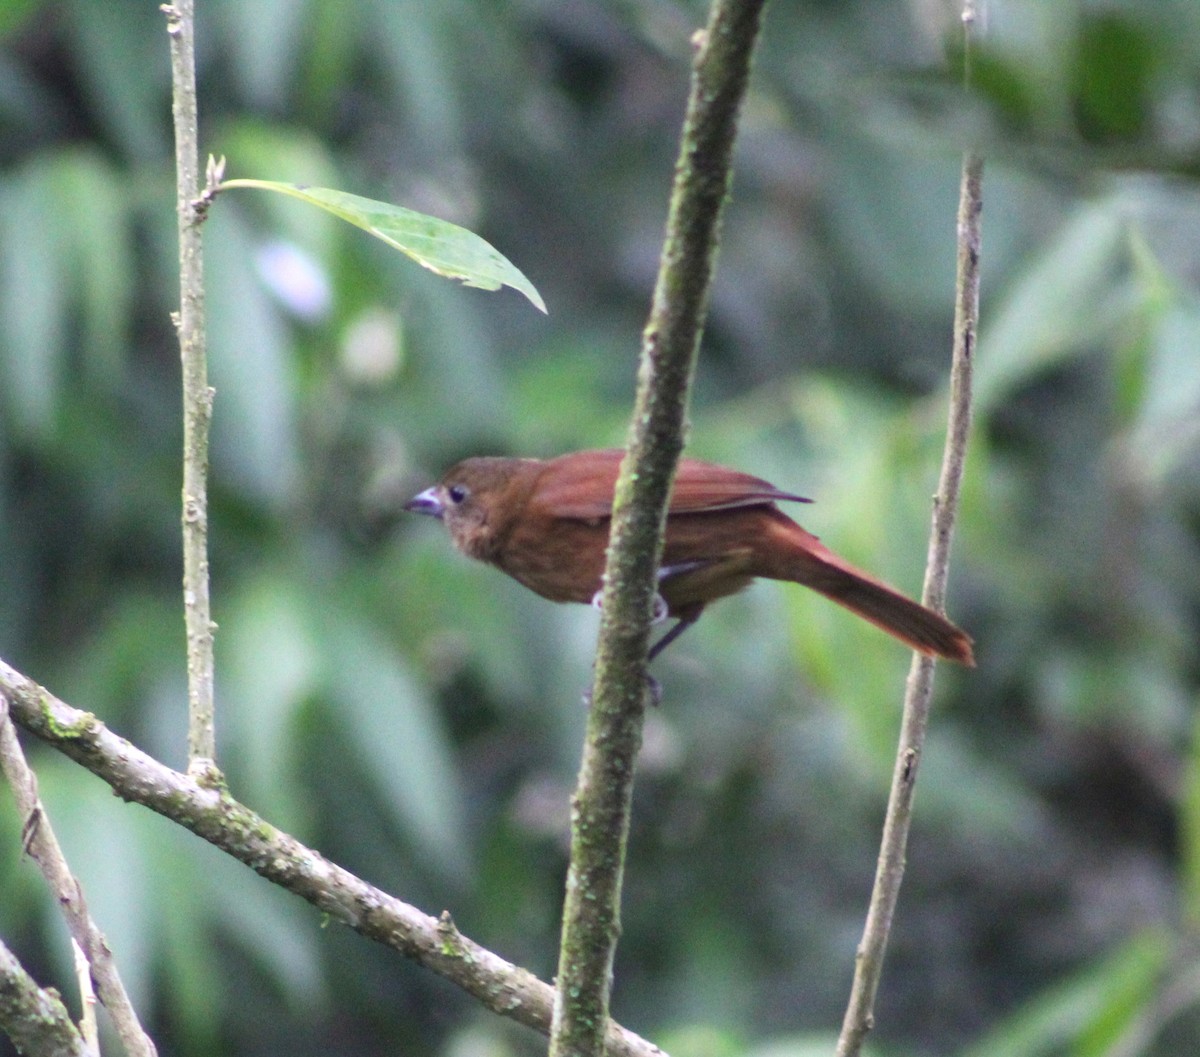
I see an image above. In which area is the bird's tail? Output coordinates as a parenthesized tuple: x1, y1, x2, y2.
(769, 520, 975, 666)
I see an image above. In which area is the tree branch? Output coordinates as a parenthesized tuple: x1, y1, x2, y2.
(0, 697, 156, 1057)
(0, 934, 88, 1057)
(163, 0, 217, 768)
(0, 658, 663, 1057)
(549, 3, 769, 1057)
(834, 14, 984, 1054)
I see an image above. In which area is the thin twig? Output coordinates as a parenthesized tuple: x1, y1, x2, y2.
(0, 697, 157, 1057)
(548, 4, 768, 1057)
(163, 0, 217, 767)
(0, 934, 88, 1057)
(0, 658, 664, 1057)
(834, 11, 983, 1056)
(71, 940, 99, 1057)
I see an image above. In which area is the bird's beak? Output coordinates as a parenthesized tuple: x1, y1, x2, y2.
(404, 486, 444, 519)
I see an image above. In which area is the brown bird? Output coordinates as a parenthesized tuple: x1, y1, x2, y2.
(405, 449, 974, 665)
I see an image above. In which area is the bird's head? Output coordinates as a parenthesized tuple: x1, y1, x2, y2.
(404, 457, 538, 560)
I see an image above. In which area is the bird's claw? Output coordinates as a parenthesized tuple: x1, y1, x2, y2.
(589, 589, 669, 625)
(644, 673, 663, 707)
(650, 593, 668, 625)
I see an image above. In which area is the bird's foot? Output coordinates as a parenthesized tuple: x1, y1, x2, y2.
(644, 672, 663, 707)
(651, 593, 668, 624)
(589, 589, 669, 625)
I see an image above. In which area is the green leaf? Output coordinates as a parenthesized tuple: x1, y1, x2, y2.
(220, 572, 321, 833)
(69, 0, 167, 162)
(221, 179, 547, 313)
(0, 158, 68, 438)
(1071, 13, 1156, 144)
(975, 200, 1131, 416)
(958, 930, 1170, 1057)
(0, 0, 39, 35)
(743, 1035, 860, 1057)
(49, 147, 132, 385)
(320, 613, 471, 880)
(210, 861, 324, 1006)
(205, 205, 302, 504)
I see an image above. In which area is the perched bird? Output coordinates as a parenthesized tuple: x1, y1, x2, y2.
(405, 449, 974, 665)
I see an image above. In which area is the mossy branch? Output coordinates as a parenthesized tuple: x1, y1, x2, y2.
(0, 658, 663, 1057)
(0, 935, 88, 1057)
(549, 3, 769, 1057)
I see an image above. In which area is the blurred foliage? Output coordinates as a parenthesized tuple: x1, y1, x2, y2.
(1, 1, 1200, 1056)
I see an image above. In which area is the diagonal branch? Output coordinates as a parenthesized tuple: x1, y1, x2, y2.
(0, 697, 157, 1057)
(549, 3, 769, 1057)
(0, 658, 663, 1057)
(0, 934, 88, 1057)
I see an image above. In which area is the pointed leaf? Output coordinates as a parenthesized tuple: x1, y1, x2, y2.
(221, 179, 546, 312)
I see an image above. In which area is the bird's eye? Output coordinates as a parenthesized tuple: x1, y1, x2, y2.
(447, 484, 468, 505)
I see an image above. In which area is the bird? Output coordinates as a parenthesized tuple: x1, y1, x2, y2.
(405, 449, 974, 666)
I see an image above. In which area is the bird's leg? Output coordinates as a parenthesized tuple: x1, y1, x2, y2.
(645, 559, 714, 663)
(643, 673, 663, 707)
(585, 560, 713, 703)
(585, 587, 669, 705)
(647, 611, 702, 662)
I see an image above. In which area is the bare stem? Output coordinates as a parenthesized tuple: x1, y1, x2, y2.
(71, 940, 99, 1057)
(548, 3, 768, 1057)
(833, 50, 984, 1057)
(163, 0, 217, 767)
(0, 698, 157, 1057)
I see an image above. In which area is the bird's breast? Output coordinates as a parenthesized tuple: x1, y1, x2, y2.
(492, 515, 611, 604)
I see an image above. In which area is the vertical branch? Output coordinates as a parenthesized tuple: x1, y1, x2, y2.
(834, 6, 984, 1055)
(548, 3, 768, 1057)
(163, 1, 217, 767)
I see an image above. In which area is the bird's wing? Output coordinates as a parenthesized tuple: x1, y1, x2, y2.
(532, 450, 810, 520)
(669, 459, 811, 512)
(527, 450, 623, 519)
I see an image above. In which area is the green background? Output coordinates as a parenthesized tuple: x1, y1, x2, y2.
(2, 1, 1200, 1055)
